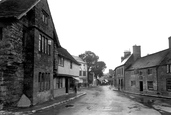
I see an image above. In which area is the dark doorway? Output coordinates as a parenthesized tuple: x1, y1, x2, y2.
(139, 81, 143, 91)
(121, 79, 123, 89)
(65, 78, 68, 93)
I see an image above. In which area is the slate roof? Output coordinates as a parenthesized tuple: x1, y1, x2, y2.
(0, 0, 40, 19)
(0, 0, 62, 48)
(72, 55, 86, 64)
(115, 54, 132, 69)
(58, 47, 80, 65)
(128, 49, 169, 70)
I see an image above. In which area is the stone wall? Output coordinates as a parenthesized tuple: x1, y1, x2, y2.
(158, 65, 171, 96)
(0, 22, 24, 106)
(125, 68, 158, 95)
(32, 0, 55, 105)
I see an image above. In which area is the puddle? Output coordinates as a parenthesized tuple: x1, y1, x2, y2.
(65, 104, 74, 108)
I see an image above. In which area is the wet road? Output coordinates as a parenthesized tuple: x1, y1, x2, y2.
(31, 86, 167, 115)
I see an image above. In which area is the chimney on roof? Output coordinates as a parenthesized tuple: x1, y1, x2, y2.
(169, 36, 171, 49)
(121, 50, 131, 62)
(133, 45, 141, 61)
(124, 51, 131, 58)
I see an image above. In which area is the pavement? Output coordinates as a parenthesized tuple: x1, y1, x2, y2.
(0, 89, 86, 115)
(110, 86, 171, 114)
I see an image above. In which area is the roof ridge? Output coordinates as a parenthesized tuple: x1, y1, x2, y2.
(140, 48, 169, 59)
(128, 48, 169, 70)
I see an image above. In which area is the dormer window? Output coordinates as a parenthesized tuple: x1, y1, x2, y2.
(42, 10, 48, 24)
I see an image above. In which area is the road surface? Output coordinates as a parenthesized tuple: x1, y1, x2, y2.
(31, 86, 170, 115)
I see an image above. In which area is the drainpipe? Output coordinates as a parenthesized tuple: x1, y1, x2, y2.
(156, 66, 159, 95)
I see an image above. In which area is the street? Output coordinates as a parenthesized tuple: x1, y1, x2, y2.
(29, 86, 171, 115)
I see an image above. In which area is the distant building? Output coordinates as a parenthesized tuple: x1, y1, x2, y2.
(72, 56, 88, 87)
(125, 38, 171, 97)
(108, 69, 115, 86)
(115, 37, 171, 98)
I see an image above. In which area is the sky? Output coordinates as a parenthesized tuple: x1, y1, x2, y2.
(48, 0, 171, 73)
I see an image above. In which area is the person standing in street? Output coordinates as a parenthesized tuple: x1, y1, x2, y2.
(74, 83, 77, 94)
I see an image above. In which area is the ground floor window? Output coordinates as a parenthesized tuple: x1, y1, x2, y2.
(38, 72, 50, 92)
(55, 78, 65, 89)
(147, 81, 153, 90)
(166, 78, 171, 91)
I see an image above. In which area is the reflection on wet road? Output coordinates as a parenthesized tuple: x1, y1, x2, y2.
(32, 86, 167, 115)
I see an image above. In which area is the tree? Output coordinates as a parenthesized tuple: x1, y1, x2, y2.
(79, 51, 99, 72)
(79, 51, 99, 85)
(92, 61, 107, 78)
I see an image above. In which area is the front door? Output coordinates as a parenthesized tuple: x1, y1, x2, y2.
(139, 81, 143, 91)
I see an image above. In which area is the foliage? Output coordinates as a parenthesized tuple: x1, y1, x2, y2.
(79, 51, 106, 78)
(79, 51, 99, 71)
(91, 61, 107, 77)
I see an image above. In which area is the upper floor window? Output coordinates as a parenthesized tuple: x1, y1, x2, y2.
(39, 35, 42, 52)
(167, 64, 171, 73)
(0, 28, 2, 40)
(48, 40, 51, 55)
(147, 68, 152, 75)
(58, 56, 64, 66)
(134, 69, 139, 74)
(42, 10, 49, 24)
(79, 70, 82, 76)
(70, 61, 72, 69)
(83, 71, 86, 76)
(121, 68, 124, 75)
(39, 34, 51, 55)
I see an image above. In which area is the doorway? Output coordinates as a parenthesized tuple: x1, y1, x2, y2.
(139, 81, 143, 91)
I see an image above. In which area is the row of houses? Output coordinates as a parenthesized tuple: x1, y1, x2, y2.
(0, 0, 88, 107)
(114, 37, 171, 98)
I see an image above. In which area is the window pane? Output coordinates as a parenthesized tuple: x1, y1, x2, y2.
(48, 40, 51, 55)
(45, 38, 47, 54)
(79, 71, 82, 76)
(147, 81, 153, 90)
(167, 65, 169, 73)
(167, 79, 171, 91)
(39, 35, 41, 52)
(42, 14, 45, 22)
(42, 36, 44, 52)
(70, 61, 72, 69)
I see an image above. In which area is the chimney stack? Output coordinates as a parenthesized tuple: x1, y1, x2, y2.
(169, 36, 171, 49)
(124, 51, 131, 58)
(121, 50, 131, 62)
(133, 45, 141, 61)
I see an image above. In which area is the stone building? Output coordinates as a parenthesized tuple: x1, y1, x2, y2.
(125, 37, 171, 98)
(114, 45, 141, 91)
(0, 0, 60, 107)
